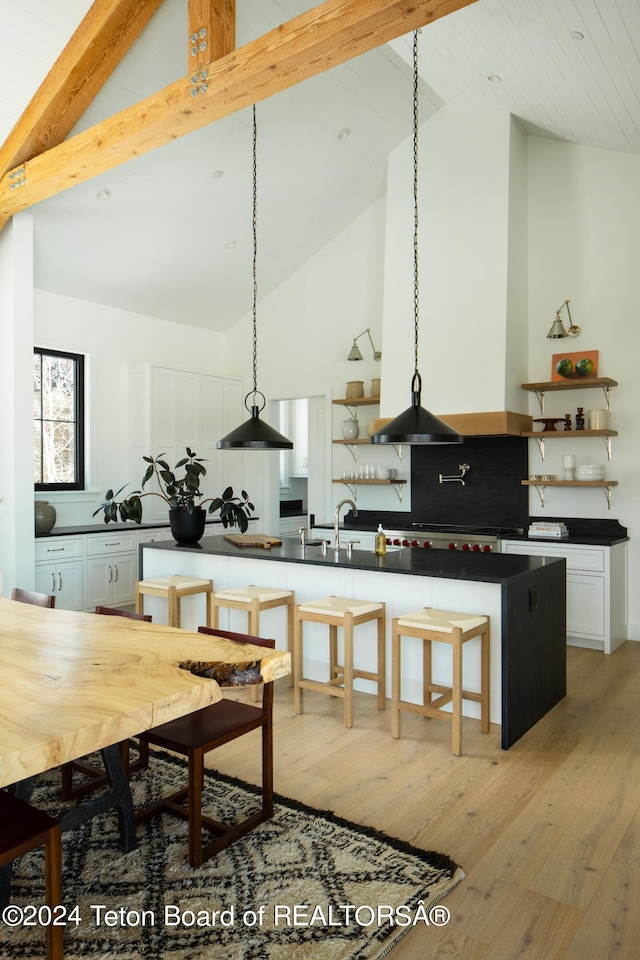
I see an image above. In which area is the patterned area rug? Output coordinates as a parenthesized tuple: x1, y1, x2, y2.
(1, 749, 464, 959)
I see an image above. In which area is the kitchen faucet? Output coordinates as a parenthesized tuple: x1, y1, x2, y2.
(333, 499, 358, 550)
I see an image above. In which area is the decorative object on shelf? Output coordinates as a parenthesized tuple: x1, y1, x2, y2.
(371, 31, 462, 448)
(533, 418, 565, 432)
(34, 500, 56, 534)
(371, 378, 381, 397)
(562, 454, 576, 481)
(217, 106, 292, 450)
(575, 463, 605, 480)
(93, 449, 253, 544)
(347, 328, 382, 362)
(588, 408, 609, 430)
(575, 408, 585, 430)
(551, 350, 598, 381)
(529, 474, 559, 481)
(346, 380, 365, 399)
(366, 420, 377, 437)
(546, 299, 581, 339)
(377, 467, 391, 479)
(342, 418, 360, 440)
(563, 413, 572, 431)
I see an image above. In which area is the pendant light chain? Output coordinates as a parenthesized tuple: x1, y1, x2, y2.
(413, 30, 420, 376)
(252, 103, 259, 398)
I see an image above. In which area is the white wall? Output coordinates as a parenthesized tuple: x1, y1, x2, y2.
(527, 136, 640, 636)
(381, 107, 523, 419)
(34, 291, 227, 527)
(0, 215, 35, 593)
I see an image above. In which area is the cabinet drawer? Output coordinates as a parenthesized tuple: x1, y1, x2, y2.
(35, 538, 83, 561)
(86, 533, 138, 557)
(501, 541, 605, 572)
(137, 529, 171, 544)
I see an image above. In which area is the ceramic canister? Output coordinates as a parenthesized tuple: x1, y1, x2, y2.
(346, 380, 364, 399)
(343, 418, 360, 440)
(588, 409, 609, 430)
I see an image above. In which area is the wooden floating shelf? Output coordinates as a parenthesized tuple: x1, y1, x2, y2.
(521, 480, 618, 487)
(521, 429, 618, 438)
(332, 397, 380, 405)
(521, 378, 618, 392)
(522, 477, 618, 509)
(333, 438, 372, 445)
(332, 479, 407, 485)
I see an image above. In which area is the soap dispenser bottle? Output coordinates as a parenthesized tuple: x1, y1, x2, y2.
(375, 523, 387, 556)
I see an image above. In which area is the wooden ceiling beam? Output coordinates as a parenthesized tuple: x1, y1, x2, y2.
(0, 0, 164, 180)
(188, 1, 236, 71)
(0, 0, 476, 225)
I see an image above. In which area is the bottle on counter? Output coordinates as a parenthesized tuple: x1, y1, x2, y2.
(375, 523, 387, 556)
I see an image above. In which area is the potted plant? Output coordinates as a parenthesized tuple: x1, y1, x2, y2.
(93, 448, 253, 544)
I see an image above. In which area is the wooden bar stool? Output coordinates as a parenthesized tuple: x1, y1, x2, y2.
(213, 585, 295, 692)
(0, 791, 64, 959)
(294, 596, 385, 728)
(391, 608, 490, 756)
(135, 575, 213, 628)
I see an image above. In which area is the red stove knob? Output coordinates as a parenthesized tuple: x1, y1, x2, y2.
(472, 544, 481, 552)
(393, 539, 401, 546)
(423, 540, 432, 548)
(483, 545, 492, 552)
(402, 539, 409, 546)
(385, 538, 392, 545)
(462, 543, 470, 551)
(410, 540, 418, 547)
(448, 542, 457, 550)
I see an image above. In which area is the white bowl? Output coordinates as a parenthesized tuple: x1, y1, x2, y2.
(578, 464, 606, 472)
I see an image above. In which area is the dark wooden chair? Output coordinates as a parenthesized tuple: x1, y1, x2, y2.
(61, 606, 152, 801)
(135, 626, 274, 867)
(11, 587, 55, 608)
(0, 790, 64, 959)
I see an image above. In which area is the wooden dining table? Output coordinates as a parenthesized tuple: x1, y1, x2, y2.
(0, 597, 290, 854)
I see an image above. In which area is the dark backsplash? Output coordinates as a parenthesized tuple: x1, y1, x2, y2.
(410, 436, 529, 529)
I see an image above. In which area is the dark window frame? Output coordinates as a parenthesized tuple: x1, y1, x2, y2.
(34, 347, 85, 491)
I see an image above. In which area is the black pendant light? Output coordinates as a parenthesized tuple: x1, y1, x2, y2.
(371, 32, 462, 447)
(218, 106, 293, 450)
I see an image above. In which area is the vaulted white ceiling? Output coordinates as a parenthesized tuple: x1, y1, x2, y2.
(1, 0, 639, 331)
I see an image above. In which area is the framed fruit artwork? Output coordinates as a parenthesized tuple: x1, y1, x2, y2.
(551, 350, 599, 382)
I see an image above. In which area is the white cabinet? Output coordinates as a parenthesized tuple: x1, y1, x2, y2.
(501, 539, 627, 654)
(34, 538, 84, 610)
(128, 364, 245, 521)
(84, 532, 137, 609)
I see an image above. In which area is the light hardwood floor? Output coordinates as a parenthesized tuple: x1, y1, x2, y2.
(206, 641, 640, 959)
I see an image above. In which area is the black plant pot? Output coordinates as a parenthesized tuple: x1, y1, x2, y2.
(169, 507, 207, 545)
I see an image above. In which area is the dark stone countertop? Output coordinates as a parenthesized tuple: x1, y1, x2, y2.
(35, 518, 257, 538)
(140, 534, 565, 586)
(313, 513, 628, 547)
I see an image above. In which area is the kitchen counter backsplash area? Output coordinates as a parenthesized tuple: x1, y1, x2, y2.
(410, 436, 529, 529)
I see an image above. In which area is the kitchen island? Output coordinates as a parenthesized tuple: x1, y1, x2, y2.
(139, 536, 567, 749)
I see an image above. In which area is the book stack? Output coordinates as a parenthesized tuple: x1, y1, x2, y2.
(528, 521, 569, 539)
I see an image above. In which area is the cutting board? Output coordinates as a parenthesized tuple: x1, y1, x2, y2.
(224, 533, 283, 549)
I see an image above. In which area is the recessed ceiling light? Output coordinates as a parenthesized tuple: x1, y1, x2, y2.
(96, 188, 111, 200)
(487, 74, 502, 84)
(570, 30, 584, 41)
(225, 240, 236, 249)
(213, 169, 224, 179)
(337, 128, 350, 140)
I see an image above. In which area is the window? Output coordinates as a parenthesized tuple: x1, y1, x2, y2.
(34, 347, 85, 490)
